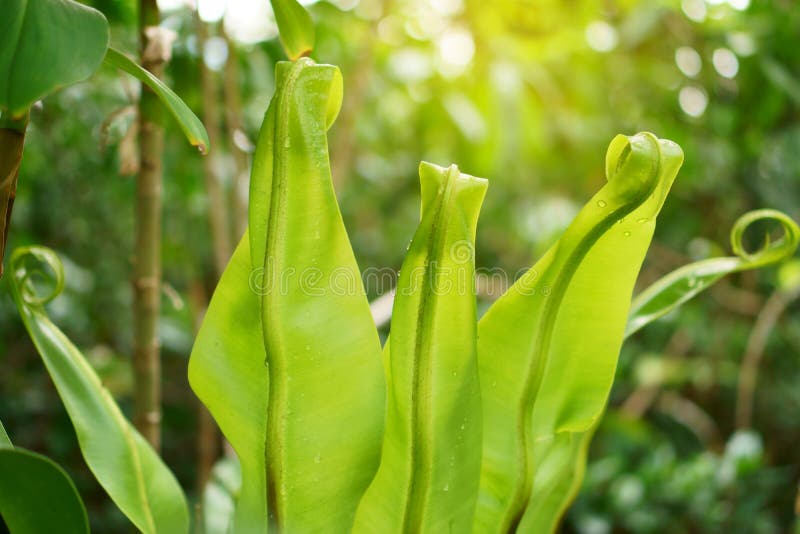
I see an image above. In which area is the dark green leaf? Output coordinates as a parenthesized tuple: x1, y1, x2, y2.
(0, 447, 89, 534)
(0, 0, 109, 115)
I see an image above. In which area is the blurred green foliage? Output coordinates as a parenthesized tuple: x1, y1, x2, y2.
(1, 0, 799, 531)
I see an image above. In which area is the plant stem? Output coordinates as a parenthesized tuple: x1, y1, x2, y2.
(0, 112, 28, 279)
(133, 0, 167, 450)
(735, 288, 799, 429)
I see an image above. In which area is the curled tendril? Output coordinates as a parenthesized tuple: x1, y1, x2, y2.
(9, 246, 65, 307)
(625, 209, 800, 339)
(730, 209, 800, 268)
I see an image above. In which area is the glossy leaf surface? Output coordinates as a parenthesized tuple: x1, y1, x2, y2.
(7, 247, 189, 534)
(105, 48, 210, 153)
(192, 57, 383, 533)
(626, 209, 800, 337)
(0, 447, 89, 534)
(0, 0, 109, 115)
(269, 0, 315, 60)
(474, 133, 683, 532)
(189, 235, 268, 534)
(353, 163, 488, 533)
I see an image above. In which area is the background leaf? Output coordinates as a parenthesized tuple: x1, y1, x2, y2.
(104, 48, 209, 153)
(0, 420, 9, 447)
(7, 246, 190, 534)
(269, 0, 315, 60)
(0, 0, 109, 115)
(0, 447, 89, 534)
(201, 455, 242, 534)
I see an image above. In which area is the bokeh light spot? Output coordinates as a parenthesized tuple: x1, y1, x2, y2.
(681, 0, 707, 22)
(679, 86, 708, 117)
(437, 28, 475, 76)
(585, 21, 618, 52)
(712, 47, 739, 78)
(675, 46, 702, 77)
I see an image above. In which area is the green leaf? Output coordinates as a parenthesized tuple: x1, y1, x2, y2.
(104, 47, 210, 153)
(353, 163, 488, 533)
(0, 0, 109, 115)
(0, 420, 9, 447)
(202, 455, 242, 534)
(626, 209, 800, 337)
(0, 447, 89, 534)
(474, 133, 683, 532)
(189, 235, 268, 534)
(7, 246, 190, 534)
(269, 0, 315, 60)
(192, 57, 382, 533)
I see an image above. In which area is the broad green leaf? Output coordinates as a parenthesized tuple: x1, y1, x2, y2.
(353, 162, 488, 533)
(474, 133, 683, 532)
(0, 447, 89, 534)
(202, 455, 242, 534)
(7, 246, 190, 534)
(0, 0, 109, 115)
(519, 209, 798, 532)
(255, 58, 381, 533)
(193, 57, 383, 533)
(625, 209, 800, 337)
(189, 235, 268, 534)
(104, 48, 210, 153)
(269, 0, 315, 60)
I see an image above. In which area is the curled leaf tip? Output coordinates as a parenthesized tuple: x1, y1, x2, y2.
(626, 208, 799, 338)
(9, 246, 65, 307)
(730, 209, 800, 266)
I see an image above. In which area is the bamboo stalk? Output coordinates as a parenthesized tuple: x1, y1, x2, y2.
(196, 17, 232, 275)
(193, 14, 236, 489)
(133, 0, 167, 450)
(220, 26, 250, 238)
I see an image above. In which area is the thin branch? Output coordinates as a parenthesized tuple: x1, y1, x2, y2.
(735, 287, 799, 429)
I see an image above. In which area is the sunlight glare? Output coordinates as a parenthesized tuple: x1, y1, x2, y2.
(438, 28, 475, 77)
(225, 0, 278, 44)
(198, 0, 225, 23)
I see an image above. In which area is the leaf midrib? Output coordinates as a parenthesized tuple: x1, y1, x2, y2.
(263, 59, 307, 529)
(403, 165, 459, 533)
(503, 150, 660, 531)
